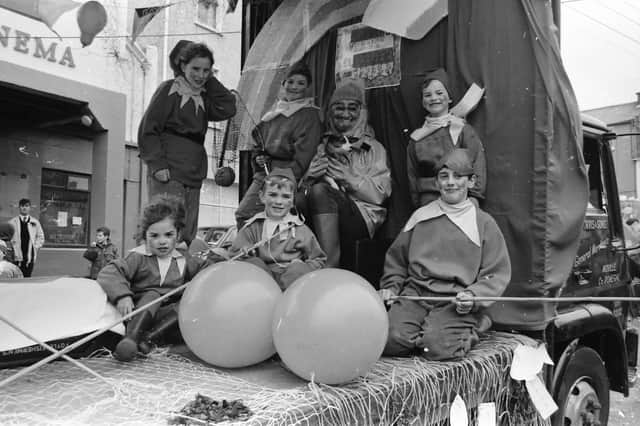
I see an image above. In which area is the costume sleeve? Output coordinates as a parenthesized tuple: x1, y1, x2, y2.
(464, 125, 487, 201)
(229, 223, 261, 260)
(283, 109, 323, 179)
(34, 220, 45, 249)
(184, 253, 212, 281)
(379, 230, 411, 295)
(96, 253, 143, 303)
(83, 246, 99, 261)
(348, 142, 392, 205)
(296, 226, 326, 270)
(406, 140, 420, 208)
(104, 246, 118, 264)
(466, 216, 511, 309)
(137, 81, 172, 173)
(204, 76, 237, 121)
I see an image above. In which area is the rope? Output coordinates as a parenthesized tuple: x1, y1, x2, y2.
(391, 295, 640, 303)
(0, 223, 297, 389)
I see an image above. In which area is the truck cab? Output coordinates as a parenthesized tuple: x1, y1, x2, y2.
(546, 115, 638, 425)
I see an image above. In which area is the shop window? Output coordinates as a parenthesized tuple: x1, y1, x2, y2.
(196, 0, 219, 31)
(40, 169, 91, 247)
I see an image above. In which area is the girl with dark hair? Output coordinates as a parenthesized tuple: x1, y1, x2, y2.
(138, 40, 236, 245)
(97, 196, 213, 362)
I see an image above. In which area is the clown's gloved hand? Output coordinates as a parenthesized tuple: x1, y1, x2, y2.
(455, 290, 474, 315)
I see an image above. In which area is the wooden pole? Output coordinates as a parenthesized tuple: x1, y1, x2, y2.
(0, 315, 111, 385)
(391, 295, 640, 303)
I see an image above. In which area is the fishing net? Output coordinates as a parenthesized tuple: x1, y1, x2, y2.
(0, 333, 549, 426)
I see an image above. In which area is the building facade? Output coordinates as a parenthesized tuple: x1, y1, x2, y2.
(584, 93, 640, 200)
(0, 0, 241, 277)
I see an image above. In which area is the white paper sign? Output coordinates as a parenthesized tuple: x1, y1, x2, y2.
(525, 376, 559, 419)
(72, 216, 82, 226)
(477, 402, 496, 426)
(449, 394, 468, 426)
(57, 211, 68, 227)
(511, 344, 554, 380)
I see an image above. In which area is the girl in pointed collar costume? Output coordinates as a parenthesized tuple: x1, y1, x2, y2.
(406, 68, 487, 209)
(138, 41, 236, 245)
(230, 168, 326, 290)
(235, 61, 323, 227)
(298, 78, 392, 268)
(97, 196, 215, 361)
(379, 149, 510, 361)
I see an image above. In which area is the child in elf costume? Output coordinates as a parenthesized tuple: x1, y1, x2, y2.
(230, 168, 326, 290)
(138, 40, 236, 245)
(97, 196, 214, 361)
(234, 62, 323, 227)
(406, 68, 486, 208)
(379, 149, 510, 361)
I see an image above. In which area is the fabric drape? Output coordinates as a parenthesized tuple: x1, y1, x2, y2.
(447, 0, 587, 329)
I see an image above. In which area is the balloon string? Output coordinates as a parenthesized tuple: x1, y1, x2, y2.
(0, 224, 297, 389)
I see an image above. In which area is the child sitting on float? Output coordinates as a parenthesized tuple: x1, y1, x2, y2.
(234, 62, 323, 227)
(97, 196, 214, 361)
(230, 167, 326, 290)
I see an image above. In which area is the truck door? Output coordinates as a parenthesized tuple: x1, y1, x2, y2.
(561, 131, 631, 324)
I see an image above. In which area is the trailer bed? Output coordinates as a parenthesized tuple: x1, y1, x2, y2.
(0, 332, 549, 425)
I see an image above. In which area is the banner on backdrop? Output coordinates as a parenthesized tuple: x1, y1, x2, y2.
(335, 23, 401, 89)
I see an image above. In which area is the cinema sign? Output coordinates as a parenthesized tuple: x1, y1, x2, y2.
(1, 25, 76, 68)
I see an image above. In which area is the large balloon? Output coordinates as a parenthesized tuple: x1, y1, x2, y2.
(179, 261, 282, 368)
(272, 268, 388, 385)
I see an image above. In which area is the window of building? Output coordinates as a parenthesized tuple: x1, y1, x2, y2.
(40, 169, 91, 247)
(196, 0, 219, 31)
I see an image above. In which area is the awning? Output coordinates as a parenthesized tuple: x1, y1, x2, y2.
(0, 81, 105, 137)
(362, 0, 447, 40)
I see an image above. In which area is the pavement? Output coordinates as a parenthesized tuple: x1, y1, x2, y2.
(610, 318, 640, 426)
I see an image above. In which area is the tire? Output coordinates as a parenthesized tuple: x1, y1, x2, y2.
(553, 346, 610, 426)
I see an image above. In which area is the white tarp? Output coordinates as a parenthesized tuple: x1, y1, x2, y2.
(362, 0, 448, 40)
(0, 277, 124, 351)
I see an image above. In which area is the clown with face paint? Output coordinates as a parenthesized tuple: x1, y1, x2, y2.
(379, 149, 510, 361)
(298, 78, 392, 268)
(407, 68, 487, 209)
(138, 40, 236, 245)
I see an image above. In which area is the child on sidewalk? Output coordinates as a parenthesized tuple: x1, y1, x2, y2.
(97, 196, 212, 361)
(230, 168, 326, 290)
(83, 226, 119, 279)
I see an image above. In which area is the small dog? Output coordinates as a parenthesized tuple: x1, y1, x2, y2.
(320, 135, 353, 190)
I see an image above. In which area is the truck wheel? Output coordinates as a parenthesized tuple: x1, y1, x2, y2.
(553, 346, 610, 426)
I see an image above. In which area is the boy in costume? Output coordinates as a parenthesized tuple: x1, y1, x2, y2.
(235, 62, 323, 227)
(379, 149, 510, 360)
(231, 168, 326, 290)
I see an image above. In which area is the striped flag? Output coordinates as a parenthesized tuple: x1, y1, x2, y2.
(131, 4, 172, 42)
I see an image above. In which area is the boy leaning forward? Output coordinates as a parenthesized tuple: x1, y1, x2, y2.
(378, 149, 511, 361)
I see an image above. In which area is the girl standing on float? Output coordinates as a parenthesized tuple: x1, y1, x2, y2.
(406, 68, 486, 209)
(138, 41, 236, 245)
(234, 62, 323, 227)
